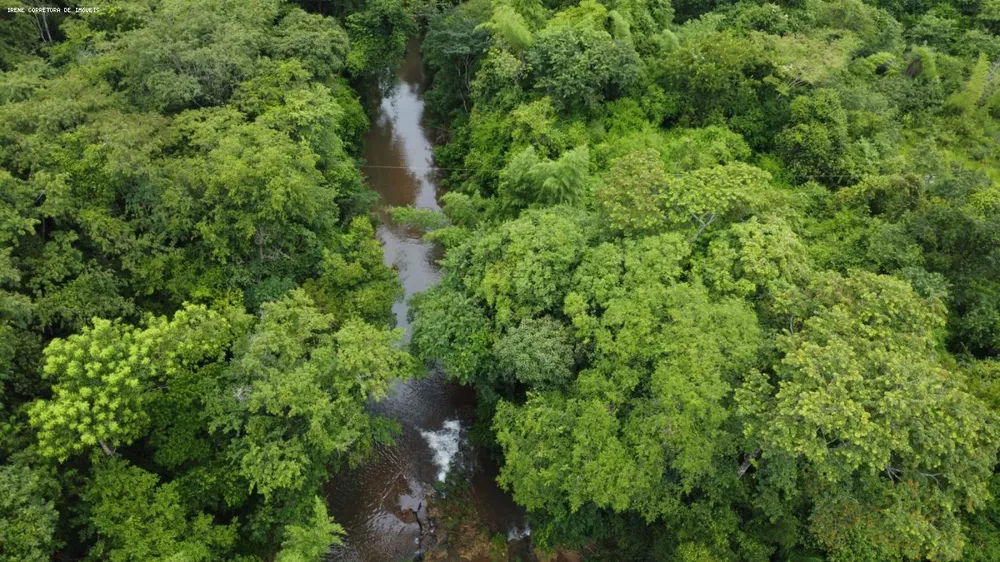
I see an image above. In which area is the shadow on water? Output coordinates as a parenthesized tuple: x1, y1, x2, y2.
(324, 39, 529, 562)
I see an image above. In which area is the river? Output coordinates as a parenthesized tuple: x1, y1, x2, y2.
(324, 39, 530, 562)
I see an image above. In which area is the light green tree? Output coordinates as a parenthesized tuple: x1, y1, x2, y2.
(274, 496, 345, 562)
(464, 207, 590, 326)
(497, 145, 591, 215)
(738, 271, 999, 561)
(212, 290, 409, 499)
(494, 316, 574, 388)
(82, 459, 236, 562)
(596, 149, 669, 236)
(28, 319, 149, 460)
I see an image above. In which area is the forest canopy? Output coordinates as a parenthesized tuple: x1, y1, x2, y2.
(2, 0, 1000, 561)
(0, 1, 412, 560)
(410, 0, 1000, 559)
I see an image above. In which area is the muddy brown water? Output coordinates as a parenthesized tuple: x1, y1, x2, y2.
(324, 39, 530, 562)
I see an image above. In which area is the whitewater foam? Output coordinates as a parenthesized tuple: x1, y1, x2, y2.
(507, 524, 532, 541)
(420, 419, 462, 482)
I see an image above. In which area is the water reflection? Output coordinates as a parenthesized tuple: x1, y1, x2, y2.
(361, 36, 442, 338)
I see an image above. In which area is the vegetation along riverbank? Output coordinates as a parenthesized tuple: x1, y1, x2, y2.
(2, 0, 1000, 561)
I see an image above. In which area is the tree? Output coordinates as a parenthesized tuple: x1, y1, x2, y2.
(211, 290, 409, 500)
(462, 207, 590, 326)
(661, 162, 776, 239)
(596, 149, 669, 237)
(527, 24, 640, 112)
(0, 463, 59, 562)
(410, 285, 493, 385)
(424, 0, 491, 116)
(694, 215, 814, 317)
(776, 88, 853, 184)
(657, 126, 752, 173)
(28, 304, 241, 461)
(116, 0, 281, 111)
(162, 111, 340, 300)
(232, 60, 354, 171)
(498, 280, 762, 535)
(478, 4, 534, 52)
(82, 458, 236, 562)
(494, 316, 574, 388)
(650, 26, 781, 143)
(268, 8, 349, 81)
(0, 239, 38, 400)
(497, 145, 591, 215)
(302, 216, 401, 328)
(737, 271, 999, 561)
(28, 319, 148, 460)
(344, 0, 416, 80)
(274, 496, 344, 562)
(0, 0, 40, 71)
(467, 45, 529, 111)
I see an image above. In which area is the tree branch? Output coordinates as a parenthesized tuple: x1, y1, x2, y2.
(98, 438, 116, 456)
(689, 211, 717, 242)
(738, 447, 762, 479)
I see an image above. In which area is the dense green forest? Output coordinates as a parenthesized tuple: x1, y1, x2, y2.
(0, 0, 415, 559)
(409, 0, 1000, 559)
(2, 0, 1000, 560)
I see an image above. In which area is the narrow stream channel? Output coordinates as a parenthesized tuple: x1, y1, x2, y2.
(324, 39, 529, 562)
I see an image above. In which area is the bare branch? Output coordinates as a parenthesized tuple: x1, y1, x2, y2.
(738, 447, 762, 479)
(97, 439, 116, 457)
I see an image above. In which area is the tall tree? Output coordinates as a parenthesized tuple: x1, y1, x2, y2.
(738, 271, 999, 561)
